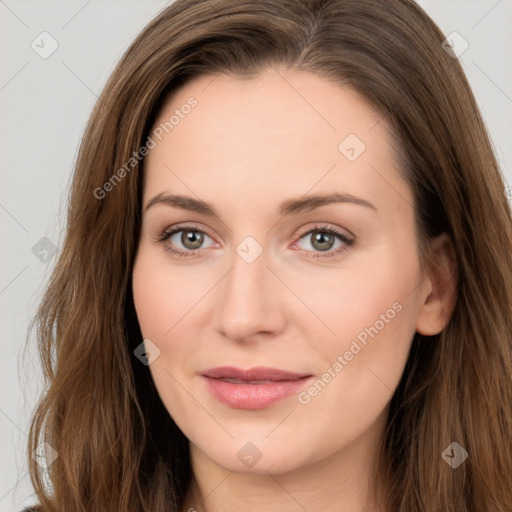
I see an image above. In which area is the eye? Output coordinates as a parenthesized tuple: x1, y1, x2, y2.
(156, 224, 215, 258)
(292, 225, 354, 259)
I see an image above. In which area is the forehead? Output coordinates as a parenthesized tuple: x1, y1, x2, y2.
(143, 67, 412, 219)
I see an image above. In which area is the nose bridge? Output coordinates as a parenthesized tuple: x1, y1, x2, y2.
(213, 235, 283, 340)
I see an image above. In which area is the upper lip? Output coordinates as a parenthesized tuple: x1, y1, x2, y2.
(201, 366, 311, 381)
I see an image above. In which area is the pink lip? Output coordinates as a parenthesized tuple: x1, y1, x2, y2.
(201, 366, 313, 410)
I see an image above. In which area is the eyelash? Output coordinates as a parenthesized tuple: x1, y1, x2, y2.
(155, 223, 354, 260)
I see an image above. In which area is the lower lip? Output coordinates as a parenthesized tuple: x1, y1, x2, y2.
(202, 376, 312, 409)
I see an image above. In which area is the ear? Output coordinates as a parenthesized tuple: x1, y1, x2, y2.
(416, 232, 459, 336)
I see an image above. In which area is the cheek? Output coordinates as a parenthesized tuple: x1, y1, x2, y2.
(132, 252, 204, 424)
(132, 249, 205, 341)
(291, 238, 419, 350)
(132, 265, 168, 340)
(297, 244, 419, 416)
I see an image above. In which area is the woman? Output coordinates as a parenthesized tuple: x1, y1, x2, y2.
(25, 0, 512, 511)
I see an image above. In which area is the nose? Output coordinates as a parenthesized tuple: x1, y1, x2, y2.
(212, 242, 287, 343)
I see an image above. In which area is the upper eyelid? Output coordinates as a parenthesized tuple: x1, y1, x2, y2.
(297, 224, 353, 239)
(162, 223, 215, 240)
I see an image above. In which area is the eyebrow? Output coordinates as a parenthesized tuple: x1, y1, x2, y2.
(143, 192, 377, 217)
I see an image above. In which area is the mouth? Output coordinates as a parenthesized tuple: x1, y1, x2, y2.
(200, 366, 313, 410)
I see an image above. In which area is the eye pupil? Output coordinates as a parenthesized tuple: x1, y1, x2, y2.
(182, 230, 203, 249)
(312, 230, 334, 251)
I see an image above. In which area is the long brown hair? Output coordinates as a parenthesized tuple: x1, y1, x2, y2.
(26, 0, 512, 510)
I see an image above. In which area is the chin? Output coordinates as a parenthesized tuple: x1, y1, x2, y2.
(190, 431, 318, 476)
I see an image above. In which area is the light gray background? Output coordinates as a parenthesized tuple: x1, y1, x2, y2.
(1, 1, 511, 510)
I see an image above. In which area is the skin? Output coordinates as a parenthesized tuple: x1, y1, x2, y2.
(132, 67, 457, 512)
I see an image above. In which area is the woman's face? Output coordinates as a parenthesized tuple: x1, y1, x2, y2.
(132, 67, 433, 475)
